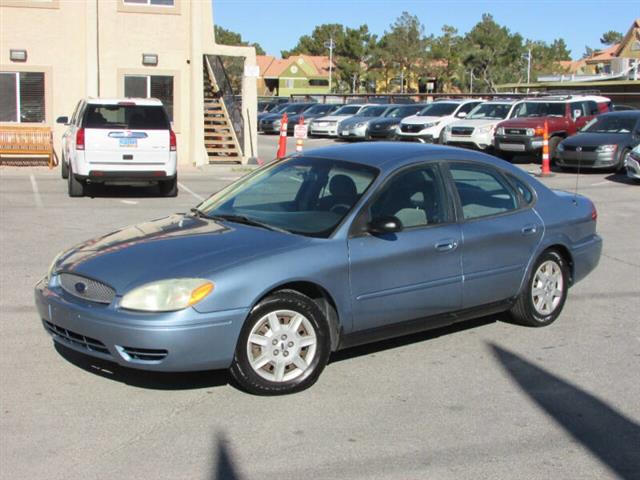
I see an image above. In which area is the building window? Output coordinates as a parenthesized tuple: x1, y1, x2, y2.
(123, 0, 174, 5)
(0, 71, 45, 123)
(124, 75, 174, 121)
(309, 79, 329, 86)
(284, 79, 294, 89)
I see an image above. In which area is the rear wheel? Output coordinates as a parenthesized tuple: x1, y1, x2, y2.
(230, 290, 331, 395)
(60, 154, 69, 179)
(510, 250, 569, 327)
(159, 176, 178, 197)
(67, 165, 84, 197)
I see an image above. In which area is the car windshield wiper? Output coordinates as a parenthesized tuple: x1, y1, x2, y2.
(190, 207, 211, 218)
(210, 214, 290, 234)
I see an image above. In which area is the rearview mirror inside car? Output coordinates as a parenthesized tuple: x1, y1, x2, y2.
(56, 116, 69, 125)
(368, 216, 403, 234)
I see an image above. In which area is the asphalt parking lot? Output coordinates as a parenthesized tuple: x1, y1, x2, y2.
(1, 136, 639, 480)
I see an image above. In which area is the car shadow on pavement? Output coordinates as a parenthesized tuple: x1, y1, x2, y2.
(490, 343, 640, 479)
(605, 172, 638, 185)
(82, 183, 166, 198)
(212, 434, 243, 480)
(330, 314, 499, 364)
(54, 343, 229, 390)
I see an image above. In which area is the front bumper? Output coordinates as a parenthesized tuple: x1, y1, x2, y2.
(260, 122, 282, 134)
(368, 127, 397, 139)
(35, 277, 248, 372)
(555, 150, 618, 169)
(495, 135, 543, 153)
(310, 123, 338, 137)
(626, 155, 640, 180)
(396, 131, 436, 143)
(338, 125, 368, 139)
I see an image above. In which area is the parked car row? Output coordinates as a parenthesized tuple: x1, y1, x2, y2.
(260, 95, 639, 174)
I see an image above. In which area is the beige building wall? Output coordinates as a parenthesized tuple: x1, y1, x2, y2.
(1, 0, 258, 166)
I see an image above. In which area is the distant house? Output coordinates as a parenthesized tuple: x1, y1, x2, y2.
(539, 18, 639, 82)
(257, 55, 333, 97)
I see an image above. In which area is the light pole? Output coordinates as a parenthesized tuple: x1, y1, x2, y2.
(522, 48, 532, 93)
(324, 37, 335, 92)
(468, 69, 474, 94)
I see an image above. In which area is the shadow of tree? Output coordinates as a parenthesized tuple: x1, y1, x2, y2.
(212, 434, 243, 480)
(490, 343, 640, 479)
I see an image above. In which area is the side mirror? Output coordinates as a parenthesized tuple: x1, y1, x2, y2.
(368, 216, 403, 234)
(573, 109, 582, 119)
(456, 111, 468, 118)
(56, 116, 69, 125)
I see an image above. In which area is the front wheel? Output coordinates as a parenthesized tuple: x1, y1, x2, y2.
(230, 290, 331, 395)
(510, 250, 569, 327)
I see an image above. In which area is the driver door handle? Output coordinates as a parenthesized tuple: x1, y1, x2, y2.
(435, 239, 458, 252)
(521, 224, 538, 235)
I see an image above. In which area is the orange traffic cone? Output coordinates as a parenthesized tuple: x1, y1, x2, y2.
(539, 120, 553, 177)
(276, 112, 288, 159)
(295, 115, 304, 153)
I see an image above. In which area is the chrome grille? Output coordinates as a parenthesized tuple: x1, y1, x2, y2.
(451, 127, 474, 136)
(59, 273, 115, 304)
(505, 128, 527, 135)
(401, 124, 424, 133)
(44, 321, 110, 355)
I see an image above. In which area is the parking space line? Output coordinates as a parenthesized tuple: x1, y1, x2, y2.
(29, 175, 43, 208)
(178, 181, 205, 202)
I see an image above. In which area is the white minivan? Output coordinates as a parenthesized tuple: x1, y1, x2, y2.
(58, 98, 177, 197)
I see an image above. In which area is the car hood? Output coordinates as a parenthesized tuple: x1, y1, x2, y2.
(369, 118, 401, 128)
(54, 214, 306, 294)
(450, 118, 504, 129)
(260, 113, 284, 121)
(561, 132, 632, 147)
(401, 115, 444, 125)
(498, 118, 556, 129)
(314, 114, 352, 122)
(288, 112, 325, 122)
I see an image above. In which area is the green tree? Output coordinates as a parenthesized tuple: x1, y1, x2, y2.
(383, 12, 429, 92)
(526, 38, 572, 78)
(461, 14, 525, 92)
(214, 26, 265, 55)
(600, 30, 623, 45)
(428, 25, 464, 92)
(281, 24, 345, 58)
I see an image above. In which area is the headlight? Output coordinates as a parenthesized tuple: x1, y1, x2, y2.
(595, 144, 617, 153)
(496, 127, 505, 136)
(526, 128, 536, 136)
(273, 120, 281, 127)
(477, 125, 493, 134)
(45, 251, 64, 280)
(557, 142, 565, 151)
(445, 126, 452, 133)
(423, 121, 440, 129)
(120, 278, 214, 312)
(355, 122, 367, 128)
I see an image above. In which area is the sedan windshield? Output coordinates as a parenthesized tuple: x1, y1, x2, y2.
(305, 104, 336, 114)
(582, 115, 638, 134)
(385, 106, 424, 118)
(513, 102, 566, 117)
(334, 105, 361, 115)
(283, 104, 314, 114)
(467, 103, 513, 120)
(358, 106, 388, 117)
(418, 103, 458, 117)
(198, 157, 378, 238)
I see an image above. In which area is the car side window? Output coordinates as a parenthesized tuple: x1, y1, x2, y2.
(449, 164, 519, 220)
(504, 173, 534, 205)
(585, 101, 598, 116)
(369, 165, 449, 228)
(570, 102, 586, 119)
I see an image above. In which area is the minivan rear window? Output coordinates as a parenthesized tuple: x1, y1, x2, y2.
(83, 104, 170, 130)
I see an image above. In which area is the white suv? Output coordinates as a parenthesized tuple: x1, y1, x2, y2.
(397, 99, 483, 143)
(58, 98, 177, 197)
(442, 99, 523, 151)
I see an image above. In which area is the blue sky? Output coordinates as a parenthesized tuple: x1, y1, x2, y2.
(212, 0, 639, 60)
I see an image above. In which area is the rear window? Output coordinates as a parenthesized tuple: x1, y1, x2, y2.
(83, 104, 170, 130)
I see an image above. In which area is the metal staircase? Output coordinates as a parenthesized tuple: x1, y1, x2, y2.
(203, 55, 243, 162)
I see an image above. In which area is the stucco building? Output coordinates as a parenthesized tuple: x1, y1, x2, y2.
(256, 54, 333, 97)
(0, 0, 257, 165)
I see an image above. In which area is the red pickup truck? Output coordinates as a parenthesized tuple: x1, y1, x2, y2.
(494, 95, 612, 160)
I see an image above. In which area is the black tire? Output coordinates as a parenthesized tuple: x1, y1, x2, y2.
(61, 154, 69, 179)
(438, 128, 446, 144)
(67, 165, 84, 197)
(548, 136, 562, 160)
(159, 176, 178, 197)
(230, 290, 331, 395)
(617, 148, 631, 173)
(510, 250, 569, 327)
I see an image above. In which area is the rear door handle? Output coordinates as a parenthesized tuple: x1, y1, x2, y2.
(435, 239, 458, 252)
(521, 224, 538, 235)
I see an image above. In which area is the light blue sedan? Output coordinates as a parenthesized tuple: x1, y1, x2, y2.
(36, 143, 602, 395)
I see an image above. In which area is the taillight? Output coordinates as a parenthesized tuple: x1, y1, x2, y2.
(76, 128, 85, 150)
(591, 203, 598, 221)
(169, 130, 176, 152)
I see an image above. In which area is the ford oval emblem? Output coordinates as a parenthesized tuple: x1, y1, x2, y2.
(576, 146, 582, 152)
(74, 282, 87, 294)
